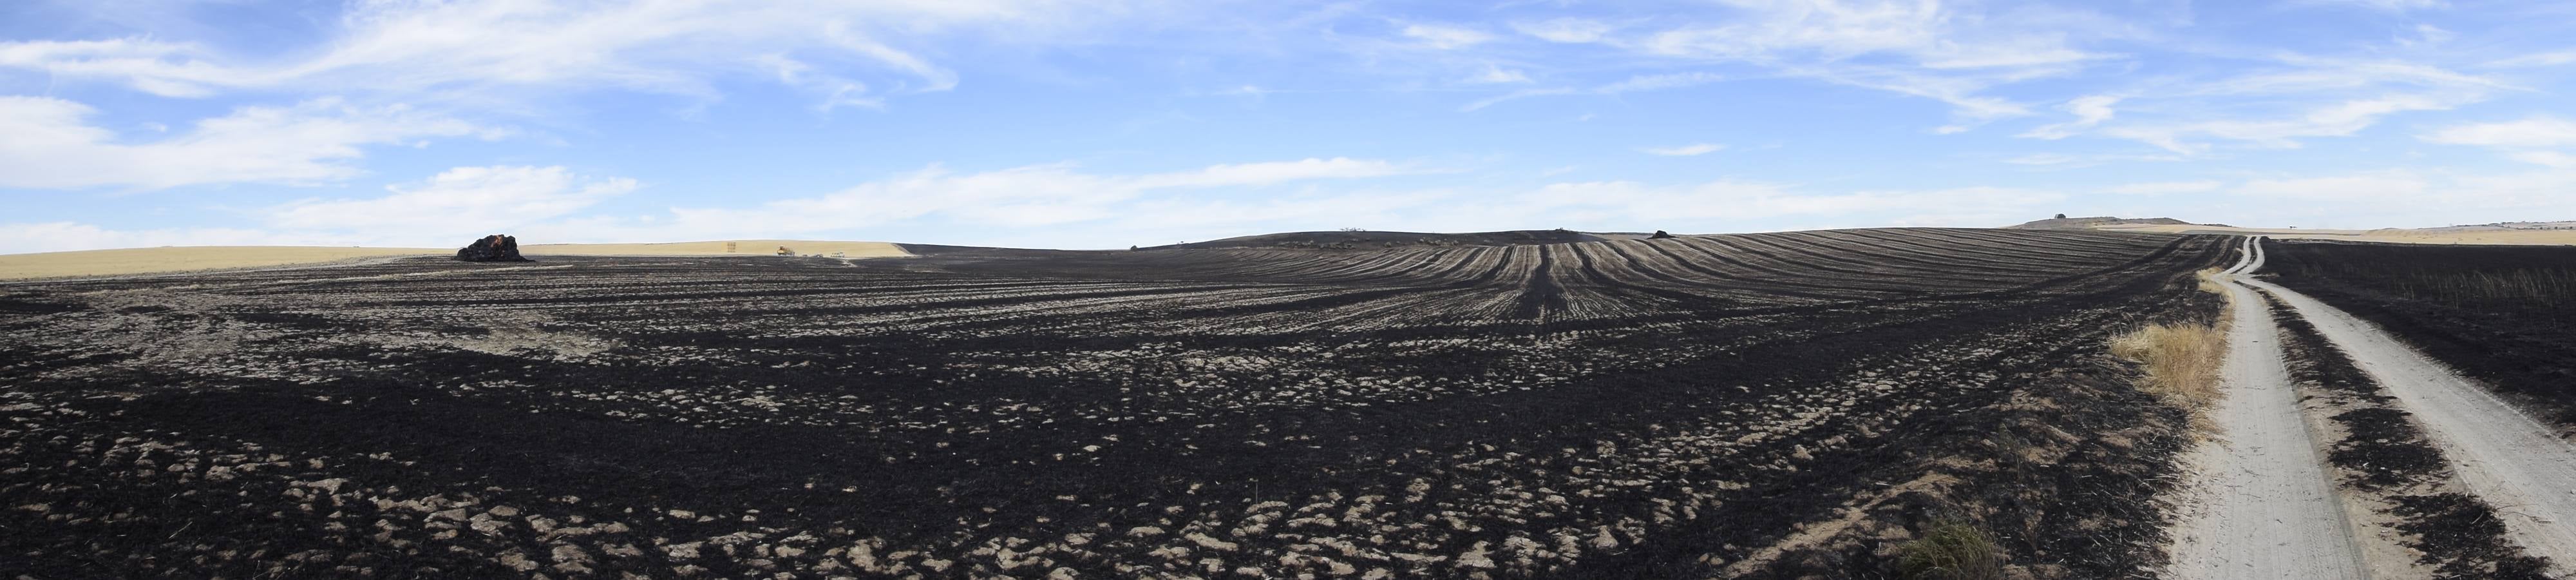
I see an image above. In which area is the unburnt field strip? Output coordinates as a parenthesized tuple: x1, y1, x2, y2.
(2260, 240, 2576, 432)
(1, 228, 2228, 579)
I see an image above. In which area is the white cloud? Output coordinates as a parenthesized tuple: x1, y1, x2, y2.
(1132, 158, 1411, 188)
(1468, 64, 1533, 84)
(1625, 0, 2117, 123)
(0, 38, 231, 97)
(2401, 24, 2454, 47)
(1473, 64, 1525, 84)
(2005, 153, 2081, 166)
(2103, 93, 2470, 154)
(2001, 152, 2184, 168)
(1595, 72, 1727, 93)
(2020, 95, 2120, 139)
(0, 222, 282, 255)
(2508, 151, 2576, 168)
(1639, 143, 1725, 157)
(2009, 52, 2504, 153)
(1401, 24, 1495, 50)
(2294, 0, 2447, 11)
(753, 53, 882, 111)
(512, 161, 2064, 246)
(1462, 72, 1722, 111)
(0, 165, 634, 253)
(2106, 180, 2222, 195)
(2416, 116, 2576, 166)
(267, 166, 637, 240)
(0, 0, 1094, 104)
(1511, 18, 1613, 43)
(2071, 170, 2576, 229)
(1520, 180, 2060, 224)
(2420, 116, 2576, 148)
(2486, 50, 2576, 68)
(2233, 171, 2431, 201)
(542, 158, 1418, 241)
(0, 96, 490, 189)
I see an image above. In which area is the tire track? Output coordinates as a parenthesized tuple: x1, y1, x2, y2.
(2168, 236, 2369, 579)
(2243, 238, 2576, 572)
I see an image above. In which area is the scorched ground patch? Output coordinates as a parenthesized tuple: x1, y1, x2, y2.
(0, 228, 2230, 578)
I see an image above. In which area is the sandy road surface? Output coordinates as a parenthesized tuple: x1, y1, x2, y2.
(2248, 269, 2576, 567)
(2167, 237, 2369, 579)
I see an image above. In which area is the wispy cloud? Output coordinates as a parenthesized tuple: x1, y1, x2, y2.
(1462, 72, 1723, 111)
(2420, 115, 2576, 148)
(1510, 18, 1613, 43)
(2020, 95, 2121, 139)
(0, 165, 633, 253)
(2102, 93, 2477, 154)
(2420, 115, 2576, 166)
(2290, 0, 2448, 11)
(2105, 180, 2222, 195)
(2484, 50, 2576, 68)
(1638, 143, 1725, 157)
(0, 0, 1094, 105)
(1400, 23, 1495, 50)
(1623, 0, 2116, 125)
(0, 96, 495, 189)
(546, 158, 1422, 240)
(1468, 64, 1533, 84)
(267, 166, 636, 237)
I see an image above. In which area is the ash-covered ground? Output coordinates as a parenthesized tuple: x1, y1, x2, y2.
(1, 229, 2227, 579)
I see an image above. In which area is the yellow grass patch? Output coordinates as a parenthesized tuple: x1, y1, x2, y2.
(0, 246, 442, 280)
(2112, 321, 2226, 429)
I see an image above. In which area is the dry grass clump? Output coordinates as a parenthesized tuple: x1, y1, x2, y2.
(2112, 321, 2225, 427)
(1895, 521, 2003, 580)
(2195, 267, 2226, 295)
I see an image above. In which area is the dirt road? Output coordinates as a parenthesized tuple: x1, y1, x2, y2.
(2248, 269, 2576, 565)
(2172, 235, 2576, 577)
(2168, 237, 2369, 579)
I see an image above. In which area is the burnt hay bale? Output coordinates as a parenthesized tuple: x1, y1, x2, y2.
(455, 234, 531, 262)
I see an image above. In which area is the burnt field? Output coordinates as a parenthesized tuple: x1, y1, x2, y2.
(2, 228, 2228, 579)
(2260, 240, 2576, 431)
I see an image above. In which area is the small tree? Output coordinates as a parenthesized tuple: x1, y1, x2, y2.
(2054, 213, 2068, 219)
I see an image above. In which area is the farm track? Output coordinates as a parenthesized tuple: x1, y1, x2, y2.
(2170, 237, 2368, 579)
(2246, 266, 2576, 571)
(1, 227, 2231, 579)
(2177, 237, 2576, 578)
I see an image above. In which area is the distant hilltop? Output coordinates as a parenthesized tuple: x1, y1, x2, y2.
(2419, 220, 2576, 232)
(2004, 216, 2226, 230)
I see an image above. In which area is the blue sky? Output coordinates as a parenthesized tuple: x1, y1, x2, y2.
(6, 0, 2576, 252)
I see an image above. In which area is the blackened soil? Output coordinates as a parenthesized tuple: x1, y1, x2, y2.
(1, 229, 2228, 579)
(2262, 240, 2576, 430)
(2265, 296, 2553, 579)
(2391, 494, 2556, 580)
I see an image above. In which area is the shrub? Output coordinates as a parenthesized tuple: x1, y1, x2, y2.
(2112, 321, 2225, 430)
(1896, 521, 2003, 580)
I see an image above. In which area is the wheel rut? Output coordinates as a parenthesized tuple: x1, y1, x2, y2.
(2173, 235, 2576, 578)
(2245, 251, 2576, 572)
(2167, 235, 2368, 579)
